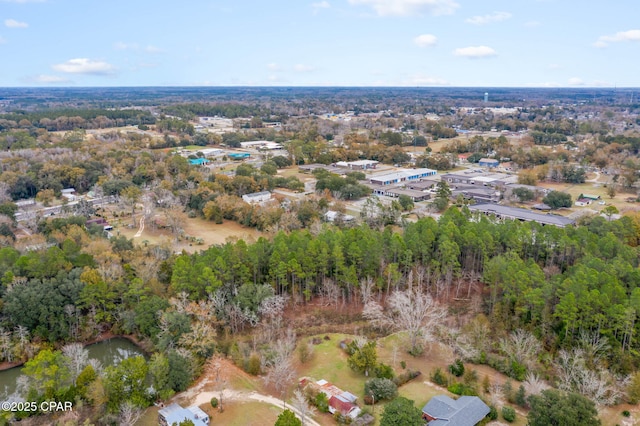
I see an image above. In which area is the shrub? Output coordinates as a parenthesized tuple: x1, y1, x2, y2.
(510, 361, 527, 381)
(515, 385, 527, 407)
(447, 382, 478, 396)
(375, 363, 395, 379)
(210, 397, 218, 408)
(622, 410, 631, 417)
(502, 380, 514, 403)
(246, 353, 261, 375)
(364, 378, 398, 402)
(482, 375, 491, 393)
(393, 369, 421, 387)
(431, 368, 448, 387)
(315, 392, 329, 413)
(400, 360, 406, 369)
(502, 406, 516, 423)
(462, 369, 478, 386)
(449, 359, 465, 377)
(298, 340, 314, 364)
(488, 405, 498, 420)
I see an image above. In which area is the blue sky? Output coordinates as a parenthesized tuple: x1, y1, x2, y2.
(1, 0, 639, 87)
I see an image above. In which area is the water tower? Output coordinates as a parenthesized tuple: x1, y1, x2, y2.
(484, 92, 489, 103)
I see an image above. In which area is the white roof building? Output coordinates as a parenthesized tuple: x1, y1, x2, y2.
(242, 191, 272, 204)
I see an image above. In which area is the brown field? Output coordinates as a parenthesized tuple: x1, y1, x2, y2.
(116, 217, 263, 253)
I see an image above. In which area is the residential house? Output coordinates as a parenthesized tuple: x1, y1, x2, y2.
(324, 211, 356, 223)
(299, 378, 361, 419)
(158, 403, 209, 426)
(422, 395, 490, 426)
(242, 191, 272, 204)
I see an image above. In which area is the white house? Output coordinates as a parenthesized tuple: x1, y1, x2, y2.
(242, 191, 272, 204)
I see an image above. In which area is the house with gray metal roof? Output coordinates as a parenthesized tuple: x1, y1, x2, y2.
(422, 395, 490, 426)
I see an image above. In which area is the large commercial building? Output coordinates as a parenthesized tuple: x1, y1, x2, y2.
(468, 204, 576, 228)
(369, 168, 437, 186)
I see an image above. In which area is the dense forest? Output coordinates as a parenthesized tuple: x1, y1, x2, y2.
(2, 206, 640, 421)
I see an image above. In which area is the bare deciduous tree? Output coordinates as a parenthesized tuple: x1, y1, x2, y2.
(363, 288, 446, 355)
(499, 329, 540, 369)
(264, 328, 297, 402)
(118, 401, 144, 426)
(555, 349, 621, 406)
(523, 372, 549, 396)
(291, 389, 316, 426)
(62, 343, 89, 382)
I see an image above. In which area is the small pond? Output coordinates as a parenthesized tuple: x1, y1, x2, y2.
(0, 337, 146, 399)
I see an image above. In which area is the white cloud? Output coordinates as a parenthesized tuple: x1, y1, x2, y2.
(348, 0, 459, 17)
(1, 0, 46, 3)
(114, 42, 138, 50)
(266, 62, 282, 71)
(52, 58, 115, 75)
(414, 34, 437, 47)
(29, 74, 70, 84)
(0, 36, 6, 44)
(5, 19, 28, 28)
(114, 42, 162, 53)
(311, 1, 330, 13)
(465, 11, 511, 25)
(524, 20, 541, 28)
(409, 74, 449, 85)
(594, 29, 640, 47)
(453, 45, 497, 58)
(294, 64, 315, 72)
(568, 78, 612, 87)
(548, 63, 562, 70)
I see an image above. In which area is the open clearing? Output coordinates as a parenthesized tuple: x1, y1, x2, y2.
(116, 217, 263, 253)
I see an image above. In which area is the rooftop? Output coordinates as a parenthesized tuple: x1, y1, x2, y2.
(469, 203, 575, 227)
(423, 395, 490, 426)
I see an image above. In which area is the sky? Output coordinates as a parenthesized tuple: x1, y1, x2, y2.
(1, 0, 639, 87)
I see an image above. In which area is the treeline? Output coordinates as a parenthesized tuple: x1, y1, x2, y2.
(167, 209, 640, 371)
(0, 109, 155, 131)
(162, 102, 272, 120)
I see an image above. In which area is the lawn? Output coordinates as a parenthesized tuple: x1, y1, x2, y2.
(296, 333, 367, 400)
(203, 401, 281, 426)
(136, 401, 281, 426)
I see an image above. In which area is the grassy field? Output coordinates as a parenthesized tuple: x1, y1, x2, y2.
(115, 216, 263, 253)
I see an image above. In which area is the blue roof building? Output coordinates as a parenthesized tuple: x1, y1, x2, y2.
(228, 152, 250, 159)
(478, 158, 499, 168)
(189, 158, 209, 166)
